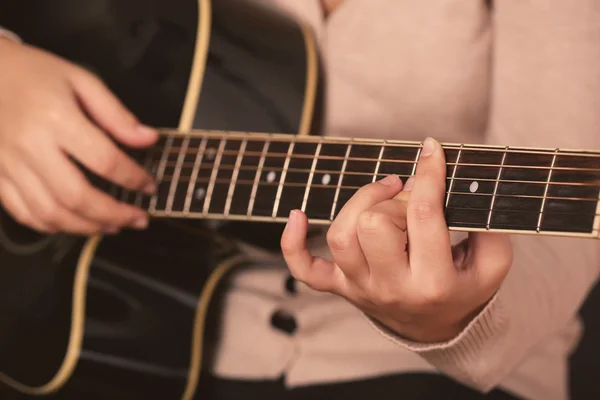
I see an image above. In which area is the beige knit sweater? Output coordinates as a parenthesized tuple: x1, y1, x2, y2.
(207, 2, 600, 400)
(3, 2, 600, 400)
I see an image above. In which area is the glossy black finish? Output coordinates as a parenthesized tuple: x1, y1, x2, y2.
(198, 0, 321, 250)
(0, 0, 313, 398)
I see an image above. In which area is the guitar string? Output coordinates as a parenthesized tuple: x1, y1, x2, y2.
(154, 130, 600, 159)
(116, 136, 600, 221)
(143, 175, 598, 203)
(148, 162, 600, 189)
(114, 176, 600, 218)
(116, 192, 600, 218)
(156, 147, 600, 173)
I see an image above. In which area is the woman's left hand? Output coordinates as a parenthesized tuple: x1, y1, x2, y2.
(281, 137, 513, 343)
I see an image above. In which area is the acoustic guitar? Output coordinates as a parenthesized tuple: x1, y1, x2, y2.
(0, 0, 599, 399)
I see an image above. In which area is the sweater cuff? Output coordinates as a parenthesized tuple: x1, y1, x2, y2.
(366, 291, 510, 391)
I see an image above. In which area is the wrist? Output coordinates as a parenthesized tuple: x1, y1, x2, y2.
(372, 301, 491, 344)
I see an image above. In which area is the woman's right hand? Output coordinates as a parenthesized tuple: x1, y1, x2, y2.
(0, 38, 158, 235)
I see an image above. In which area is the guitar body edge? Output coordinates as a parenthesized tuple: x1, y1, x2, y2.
(0, 235, 101, 396)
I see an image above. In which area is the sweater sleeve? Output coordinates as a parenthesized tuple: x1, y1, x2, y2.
(369, 0, 600, 392)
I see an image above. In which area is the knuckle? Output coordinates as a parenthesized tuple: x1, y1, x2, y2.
(95, 148, 120, 178)
(418, 279, 452, 306)
(73, 65, 99, 85)
(280, 237, 296, 255)
(411, 201, 436, 222)
(326, 228, 352, 252)
(358, 210, 386, 232)
(60, 183, 86, 212)
(289, 267, 307, 285)
(373, 288, 400, 308)
(36, 202, 57, 224)
(11, 210, 34, 229)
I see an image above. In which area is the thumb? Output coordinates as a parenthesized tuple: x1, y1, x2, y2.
(465, 232, 513, 287)
(69, 67, 158, 148)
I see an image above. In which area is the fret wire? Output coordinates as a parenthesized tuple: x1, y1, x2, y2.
(135, 148, 156, 208)
(486, 147, 508, 229)
(301, 141, 323, 213)
(183, 137, 208, 214)
(411, 145, 422, 176)
(593, 188, 600, 238)
(247, 140, 271, 216)
(372, 143, 386, 183)
(446, 144, 463, 209)
(149, 135, 174, 213)
(272, 141, 296, 218)
(537, 149, 559, 231)
(202, 138, 227, 216)
(330, 143, 352, 220)
(166, 136, 190, 213)
(224, 139, 247, 217)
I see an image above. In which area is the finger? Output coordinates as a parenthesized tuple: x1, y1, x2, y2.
(69, 66, 158, 148)
(465, 232, 513, 288)
(59, 111, 155, 194)
(327, 174, 403, 282)
(14, 165, 116, 235)
(406, 138, 455, 282)
(357, 198, 409, 282)
(0, 179, 49, 233)
(27, 148, 149, 229)
(281, 210, 344, 293)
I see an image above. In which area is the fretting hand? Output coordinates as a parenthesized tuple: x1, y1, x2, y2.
(281, 137, 513, 343)
(0, 39, 156, 235)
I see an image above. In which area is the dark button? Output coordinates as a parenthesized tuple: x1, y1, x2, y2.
(285, 275, 297, 294)
(270, 309, 297, 335)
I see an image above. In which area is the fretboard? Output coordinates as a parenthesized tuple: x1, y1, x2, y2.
(109, 129, 600, 238)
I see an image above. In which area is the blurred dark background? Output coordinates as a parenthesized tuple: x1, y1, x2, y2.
(570, 282, 600, 399)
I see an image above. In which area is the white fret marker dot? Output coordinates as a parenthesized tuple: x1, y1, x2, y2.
(266, 171, 277, 183)
(195, 188, 206, 200)
(321, 174, 332, 185)
(205, 148, 216, 160)
(469, 181, 479, 193)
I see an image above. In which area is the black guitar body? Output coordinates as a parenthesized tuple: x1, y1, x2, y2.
(0, 0, 320, 398)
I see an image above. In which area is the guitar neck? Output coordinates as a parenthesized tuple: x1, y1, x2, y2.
(109, 129, 600, 239)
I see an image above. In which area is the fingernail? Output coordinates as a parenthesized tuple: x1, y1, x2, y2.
(403, 176, 415, 192)
(137, 124, 158, 139)
(287, 210, 299, 230)
(143, 181, 156, 194)
(379, 174, 400, 186)
(421, 137, 437, 157)
(132, 217, 149, 230)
